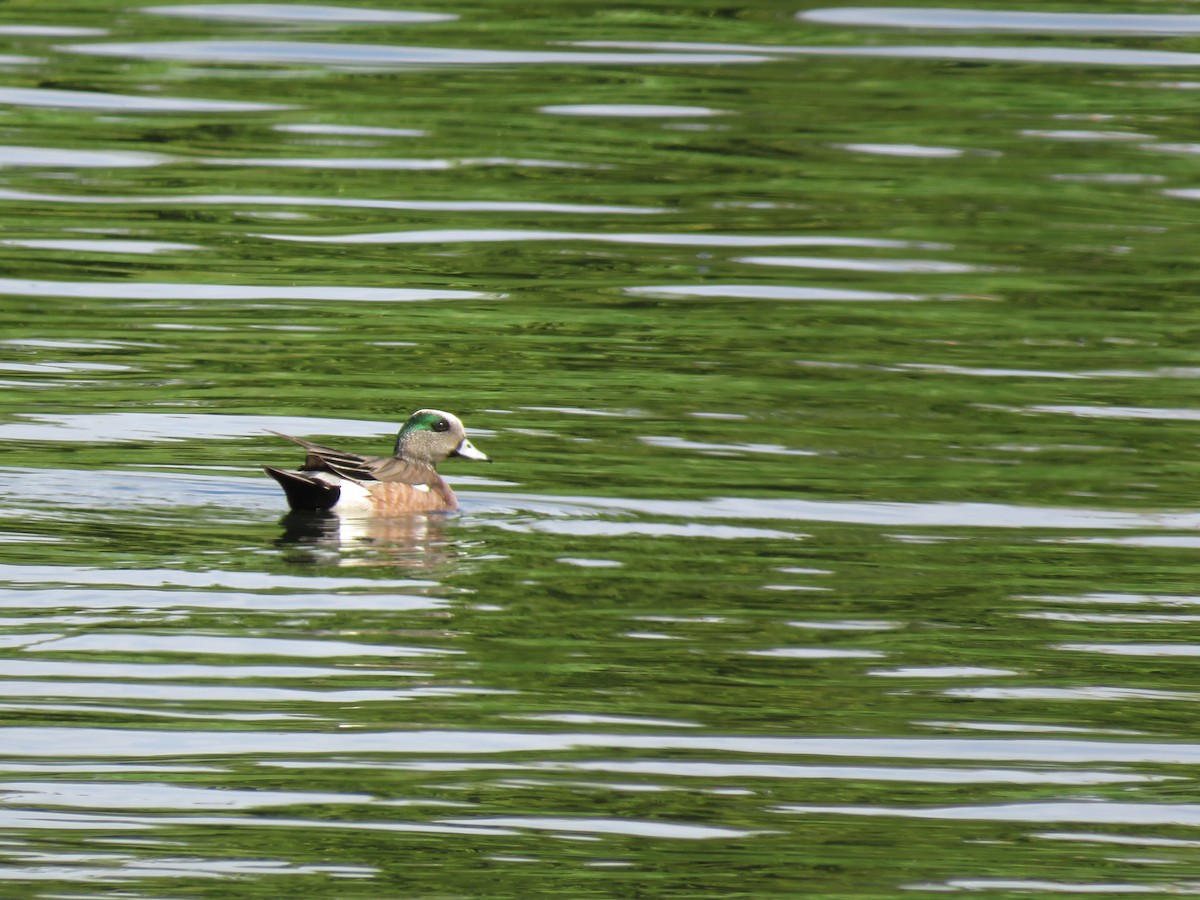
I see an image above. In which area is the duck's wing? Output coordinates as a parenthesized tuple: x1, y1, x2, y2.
(351, 455, 440, 486)
(267, 431, 437, 486)
(267, 430, 368, 475)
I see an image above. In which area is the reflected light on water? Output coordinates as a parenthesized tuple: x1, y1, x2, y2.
(800, 8, 1200, 35)
(778, 801, 1200, 826)
(62, 40, 767, 66)
(0, 238, 203, 254)
(142, 4, 458, 24)
(0, 187, 664, 215)
(540, 104, 725, 117)
(574, 39, 1200, 66)
(0, 278, 491, 302)
(834, 142, 968, 157)
(735, 255, 983, 273)
(0, 86, 290, 111)
(623, 284, 930, 301)
(254, 228, 938, 247)
(0, 146, 170, 167)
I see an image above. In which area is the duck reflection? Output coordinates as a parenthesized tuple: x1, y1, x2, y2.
(276, 509, 454, 568)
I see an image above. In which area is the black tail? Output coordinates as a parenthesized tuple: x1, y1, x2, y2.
(263, 467, 340, 511)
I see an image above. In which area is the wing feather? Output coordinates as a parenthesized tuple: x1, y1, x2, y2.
(268, 431, 437, 486)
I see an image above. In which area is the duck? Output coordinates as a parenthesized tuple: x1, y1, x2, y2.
(264, 408, 490, 514)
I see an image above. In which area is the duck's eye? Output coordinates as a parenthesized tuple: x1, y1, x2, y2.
(432, 419, 450, 433)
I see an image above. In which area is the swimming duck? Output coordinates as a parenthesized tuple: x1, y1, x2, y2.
(264, 409, 490, 514)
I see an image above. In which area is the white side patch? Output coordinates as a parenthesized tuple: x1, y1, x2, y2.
(333, 479, 375, 513)
(413, 483, 430, 493)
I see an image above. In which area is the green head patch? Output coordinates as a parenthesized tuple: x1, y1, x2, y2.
(402, 410, 450, 434)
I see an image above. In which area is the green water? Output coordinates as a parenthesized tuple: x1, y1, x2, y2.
(2, 1, 1200, 896)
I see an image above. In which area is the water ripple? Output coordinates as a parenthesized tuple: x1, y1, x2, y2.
(143, 4, 457, 24)
(639, 436, 817, 456)
(0, 411, 494, 442)
(540, 104, 724, 117)
(25, 633, 454, 658)
(61, 40, 766, 67)
(1057, 643, 1200, 658)
(624, 285, 930, 301)
(0, 146, 169, 167)
(0, 780, 373, 810)
(0, 86, 289, 112)
(258, 228, 942, 248)
(945, 687, 1199, 702)
(736, 255, 982, 273)
(0, 238, 202, 254)
(801, 8, 1200, 35)
(0, 278, 490, 302)
(0, 25, 104, 37)
(0, 729, 1198, 764)
(565, 760, 1159, 785)
(834, 142, 971, 158)
(205, 155, 595, 170)
(779, 801, 1200, 826)
(0, 187, 662, 215)
(0, 588, 441, 612)
(1024, 404, 1200, 421)
(0, 682, 457, 703)
(275, 123, 427, 138)
(437, 816, 757, 840)
(575, 40, 1200, 68)
(0, 563, 431, 591)
(0, 660, 380, 681)
(479, 493, 1200, 531)
(488, 520, 799, 540)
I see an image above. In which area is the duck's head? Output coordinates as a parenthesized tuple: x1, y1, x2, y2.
(395, 409, 490, 466)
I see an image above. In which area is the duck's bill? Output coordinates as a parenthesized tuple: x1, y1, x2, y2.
(453, 438, 491, 462)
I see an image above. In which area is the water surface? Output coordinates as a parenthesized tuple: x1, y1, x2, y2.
(1, 1, 1200, 896)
